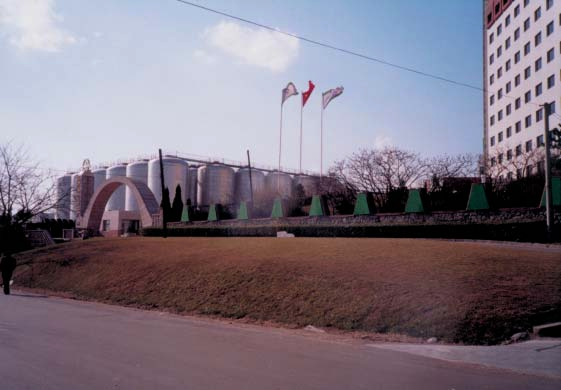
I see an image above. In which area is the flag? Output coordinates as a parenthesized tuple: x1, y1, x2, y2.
(281, 82, 298, 105)
(302, 80, 315, 107)
(322, 86, 344, 109)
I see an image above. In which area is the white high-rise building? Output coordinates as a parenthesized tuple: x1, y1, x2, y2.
(483, 0, 561, 179)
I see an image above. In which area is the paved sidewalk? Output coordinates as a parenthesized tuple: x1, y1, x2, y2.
(369, 340, 561, 379)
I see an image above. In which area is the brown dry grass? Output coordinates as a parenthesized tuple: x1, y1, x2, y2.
(13, 237, 561, 345)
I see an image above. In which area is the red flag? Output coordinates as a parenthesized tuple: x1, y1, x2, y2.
(302, 80, 315, 107)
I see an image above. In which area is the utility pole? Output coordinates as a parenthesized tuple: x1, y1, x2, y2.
(158, 149, 167, 238)
(542, 102, 553, 241)
(247, 150, 254, 205)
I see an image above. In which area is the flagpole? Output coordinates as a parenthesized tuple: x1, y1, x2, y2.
(278, 102, 284, 193)
(320, 103, 324, 180)
(299, 102, 303, 174)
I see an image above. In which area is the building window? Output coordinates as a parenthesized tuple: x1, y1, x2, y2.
(491, 157, 496, 167)
(516, 144, 522, 156)
(517, 168, 523, 178)
(506, 81, 512, 93)
(515, 97, 521, 109)
(505, 37, 511, 50)
(506, 14, 511, 27)
(515, 74, 521, 86)
(490, 136, 496, 146)
(498, 153, 504, 164)
(498, 88, 503, 99)
(498, 131, 504, 142)
(547, 21, 554, 36)
(489, 32, 494, 44)
(507, 126, 512, 138)
(526, 165, 533, 177)
(547, 74, 555, 88)
(490, 54, 494, 64)
(526, 140, 533, 152)
(490, 74, 495, 85)
(536, 82, 543, 96)
(524, 42, 531, 55)
(524, 18, 530, 31)
(514, 5, 520, 16)
(514, 51, 521, 63)
(547, 48, 554, 62)
(525, 90, 531, 103)
(524, 0, 529, 7)
(551, 102, 557, 113)
(537, 161, 545, 175)
(497, 24, 502, 36)
(490, 94, 495, 105)
(535, 7, 542, 21)
(491, 115, 495, 126)
(514, 27, 520, 41)
(506, 104, 512, 115)
(497, 45, 502, 58)
(498, 67, 503, 78)
(537, 135, 545, 147)
(525, 114, 532, 128)
(524, 66, 531, 79)
(535, 57, 542, 71)
(515, 121, 522, 133)
(506, 59, 511, 71)
(102, 220, 110, 231)
(498, 110, 503, 121)
(535, 31, 542, 46)
(507, 149, 513, 160)
(536, 108, 544, 122)
(547, 0, 553, 10)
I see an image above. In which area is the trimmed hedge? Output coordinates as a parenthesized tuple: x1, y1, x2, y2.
(143, 221, 560, 243)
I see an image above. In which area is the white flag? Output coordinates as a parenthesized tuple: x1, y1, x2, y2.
(281, 82, 298, 105)
(322, 86, 344, 109)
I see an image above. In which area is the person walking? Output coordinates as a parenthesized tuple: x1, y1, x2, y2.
(0, 252, 17, 295)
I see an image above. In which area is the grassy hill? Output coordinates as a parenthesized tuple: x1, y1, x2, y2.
(12, 237, 561, 345)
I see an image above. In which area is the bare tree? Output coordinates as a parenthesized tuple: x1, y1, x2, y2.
(486, 145, 545, 180)
(332, 146, 427, 208)
(426, 153, 480, 188)
(0, 142, 59, 225)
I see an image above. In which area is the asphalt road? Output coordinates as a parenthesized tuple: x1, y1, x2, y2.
(0, 293, 559, 390)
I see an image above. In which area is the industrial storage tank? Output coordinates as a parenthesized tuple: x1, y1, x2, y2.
(197, 164, 235, 206)
(292, 175, 320, 197)
(187, 167, 198, 206)
(147, 157, 188, 207)
(125, 160, 148, 211)
(92, 168, 107, 193)
(55, 174, 72, 220)
(105, 164, 127, 211)
(265, 171, 293, 199)
(234, 168, 265, 203)
(69, 173, 80, 220)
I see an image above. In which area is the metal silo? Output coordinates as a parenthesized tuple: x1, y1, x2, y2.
(105, 164, 127, 211)
(265, 172, 293, 199)
(293, 175, 320, 197)
(187, 167, 198, 207)
(125, 160, 148, 211)
(92, 168, 107, 193)
(69, 173, 80, 220)
(147, 157, 188, 207)
(234, 168, 265, 203)
(55, 174, 72, 220)
(197, 164, 235, 206)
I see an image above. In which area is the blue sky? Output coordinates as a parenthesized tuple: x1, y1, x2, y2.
(0, 0, 483, 174)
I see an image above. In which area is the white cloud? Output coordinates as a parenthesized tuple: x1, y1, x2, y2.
(193, 49, 216, 65)
(0, 0, 77, 52)
(203, 21, 299, 72)
(374, 134, 393, 149)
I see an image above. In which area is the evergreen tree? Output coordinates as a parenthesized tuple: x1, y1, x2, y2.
(160, 187, 172, 222)
(171, 184, 184, 222)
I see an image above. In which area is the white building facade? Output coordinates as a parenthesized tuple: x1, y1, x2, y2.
(483, 0, 561, 179)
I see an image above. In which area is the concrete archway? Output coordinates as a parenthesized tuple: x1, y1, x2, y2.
(78, 177, 159, 231)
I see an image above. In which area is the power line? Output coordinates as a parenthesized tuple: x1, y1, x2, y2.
(173, 0, 561, 122)
(174, 0, 482, 91)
